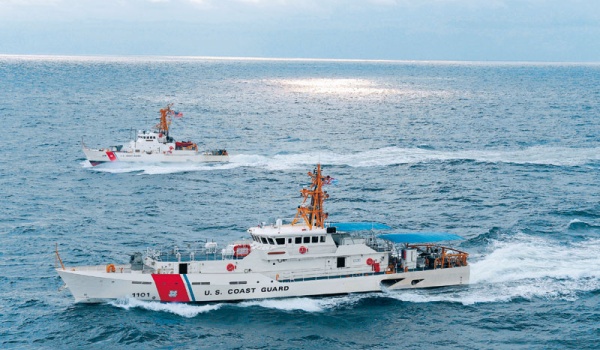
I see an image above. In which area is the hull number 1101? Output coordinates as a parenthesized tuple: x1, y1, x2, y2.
(132, 292, 149, 298)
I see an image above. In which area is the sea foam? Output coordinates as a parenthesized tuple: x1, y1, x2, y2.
(386, 233, 600, 305)
(85, 145, 600, 175)
(110, 297, 222, 317)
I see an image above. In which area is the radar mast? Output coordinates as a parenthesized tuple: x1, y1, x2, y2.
(291, 164, 330, 229)
(155, 103, 173, 138)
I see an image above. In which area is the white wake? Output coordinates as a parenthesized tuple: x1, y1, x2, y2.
(84, 145, 600, 174)
(385, 232, 600, 305)
(110, 297, 222, 318)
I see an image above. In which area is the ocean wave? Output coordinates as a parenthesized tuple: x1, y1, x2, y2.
(109, 294, 367, 316)
(110, 297, 222, 317)
(567, 219, 600, 230)
(237, 293, 363, 313)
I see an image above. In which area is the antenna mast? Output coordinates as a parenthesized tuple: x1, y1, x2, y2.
(156, 103, 173, 137)
(291, 164, 330, 229)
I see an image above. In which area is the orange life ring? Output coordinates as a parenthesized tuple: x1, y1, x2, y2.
(299, 246, 308, 254)
(106, 264, 116, 273)
(366, 258, 374, 265)
(226, 263, 236, 272)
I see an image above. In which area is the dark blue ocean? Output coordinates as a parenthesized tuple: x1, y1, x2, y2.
(1, 56, 599, 349)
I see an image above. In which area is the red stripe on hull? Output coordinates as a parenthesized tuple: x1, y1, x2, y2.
(151, 274, 190, 302)
(106, 151, 117, 161)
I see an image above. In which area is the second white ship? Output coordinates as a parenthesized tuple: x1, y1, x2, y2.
(83, 104, 229, 166)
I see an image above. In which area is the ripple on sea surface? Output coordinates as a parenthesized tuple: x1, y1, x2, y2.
(1, 57, 600, 349)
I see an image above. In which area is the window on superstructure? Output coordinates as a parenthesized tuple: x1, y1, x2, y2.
(303, 237, 310, 244)
(295, 237, 302, 244)
(288, 238, 292, 244)
(261, 237, 268, 244)
(275, 238, 285, 245)
(267, 238, 275, 245)
(320, 236, 326, 243)
(312, 236, 318, 243)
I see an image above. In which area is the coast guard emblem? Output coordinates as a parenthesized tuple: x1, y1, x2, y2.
(169, 290, 178, 298)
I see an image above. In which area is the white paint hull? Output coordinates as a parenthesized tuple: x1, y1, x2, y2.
(57, 266, 470, 303)
(83, 147, 228, 165)
(59, 164, 471, 304)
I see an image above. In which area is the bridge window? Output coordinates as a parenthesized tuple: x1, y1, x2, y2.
(267, 238, 275, 245)
(311, 236, 318, 243)
(303, 237, 310, 244)
(295, 237, 302, 244)
(320, 236, 326, 243)
(275, 238, 285, 245)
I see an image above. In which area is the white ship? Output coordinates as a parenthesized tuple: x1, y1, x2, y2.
(82, 104, 228, 166)
(56, 164, 469, 303)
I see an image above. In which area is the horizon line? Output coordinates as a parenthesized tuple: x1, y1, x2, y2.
(1, 53, 599, 66)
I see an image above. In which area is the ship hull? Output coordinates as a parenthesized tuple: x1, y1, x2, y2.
(57, 266, 469, 303)
(83, 147, 228, 165)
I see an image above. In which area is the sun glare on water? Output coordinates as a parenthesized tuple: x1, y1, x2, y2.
(270, 78, 453, 99)
(272, 78, 398, 96)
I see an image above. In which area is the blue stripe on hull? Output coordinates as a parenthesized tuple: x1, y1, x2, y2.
(182, 274, 196, 302)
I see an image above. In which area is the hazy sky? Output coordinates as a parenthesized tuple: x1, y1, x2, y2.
(1, 0, 599, 61)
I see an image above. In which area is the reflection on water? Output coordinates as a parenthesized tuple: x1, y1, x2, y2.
(273, 78, 396, 95)
(271, 78, 452, 99)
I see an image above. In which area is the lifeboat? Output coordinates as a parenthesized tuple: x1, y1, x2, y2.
(175, 141, 195, 150)
(233, 244, 251, 258)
